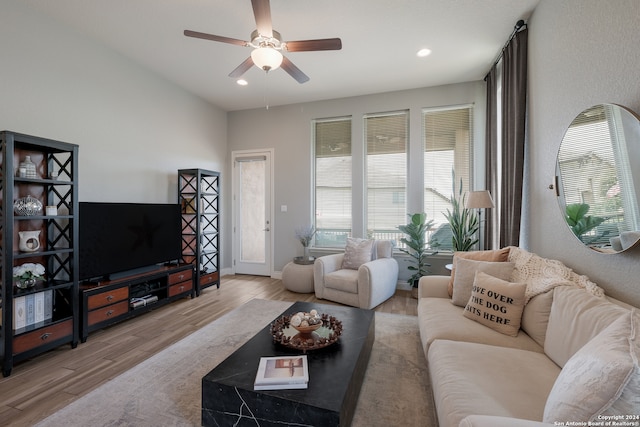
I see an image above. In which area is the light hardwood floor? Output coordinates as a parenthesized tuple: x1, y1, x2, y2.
(0, 274, 417, 426)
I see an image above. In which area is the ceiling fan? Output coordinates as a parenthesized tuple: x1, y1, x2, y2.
(184, 0, 342, 84)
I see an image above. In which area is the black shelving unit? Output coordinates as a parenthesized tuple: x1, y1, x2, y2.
(178, 169, 220, 296)
(0, 131, 79, 377)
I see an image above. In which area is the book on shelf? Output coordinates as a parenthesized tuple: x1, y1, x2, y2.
(13, 296, 26, 330)
(254, 355, 309, 390)
(34, 291, 45, 326)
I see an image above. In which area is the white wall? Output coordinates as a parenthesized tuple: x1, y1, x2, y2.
(227, 82, 485, 276)
(527, 0, 640, 306)
(1, 2, 228, 266)
(1, 2, 227, 201)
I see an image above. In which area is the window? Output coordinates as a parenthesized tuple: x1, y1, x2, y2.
(314, 117, 352, 247)
(423, 106, 473, 250)
(365, 111, 408, 241)
(312, 106, 473, 251)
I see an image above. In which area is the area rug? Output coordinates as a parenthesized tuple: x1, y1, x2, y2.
(36, 299, 435, 427)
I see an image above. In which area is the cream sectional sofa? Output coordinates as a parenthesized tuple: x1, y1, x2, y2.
(417, 248, 639, 427)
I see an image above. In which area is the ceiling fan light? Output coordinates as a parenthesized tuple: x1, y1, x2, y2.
(251, 47, 283, 71)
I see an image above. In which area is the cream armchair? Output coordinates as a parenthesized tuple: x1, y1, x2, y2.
(313, 240, 399, 309)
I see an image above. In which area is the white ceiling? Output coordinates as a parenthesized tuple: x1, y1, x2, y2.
(22, 0, 540, 112)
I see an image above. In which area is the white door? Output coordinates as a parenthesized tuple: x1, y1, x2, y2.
(233, 150, 273, 276)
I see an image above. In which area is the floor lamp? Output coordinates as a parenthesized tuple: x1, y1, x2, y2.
(466, 190, 494, 250)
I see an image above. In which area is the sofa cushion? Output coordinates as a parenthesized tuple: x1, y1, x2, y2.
(463, 272, 526, 337)
(417, 297, 543, 356)
(543, 310, 640, 423)
(451, 258, 515, 307)
(341, 238, 373, 270)
(428, 340, 560, 427)
(520, 290, 554, 347)
(324, 269, 359, 293)
(448, 248, 510, 296)
(544, 286, 628, 367)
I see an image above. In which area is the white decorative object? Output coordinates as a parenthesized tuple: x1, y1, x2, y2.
(18, 230, 41, 252)
(19, 155, 37, 178)
(46, 206, 57, 216)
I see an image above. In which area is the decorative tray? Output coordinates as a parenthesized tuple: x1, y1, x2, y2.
(270, 311, 343, 352)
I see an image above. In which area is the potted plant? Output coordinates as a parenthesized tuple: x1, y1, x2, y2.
(294, 225, 316, 263)
(398, 213, 434, 296)
(443, 176, 479, 252)
(13, 262, 45, 289)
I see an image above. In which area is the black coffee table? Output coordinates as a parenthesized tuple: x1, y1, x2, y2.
(202, 301, 375, 427)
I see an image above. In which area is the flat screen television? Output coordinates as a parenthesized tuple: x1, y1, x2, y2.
(79, 202, 182, 280)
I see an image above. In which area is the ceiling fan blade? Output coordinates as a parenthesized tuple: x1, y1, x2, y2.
(251, 0, 273, 37)
(184, 30, 248, 47)
(229, 57, 255, 78)
(284, 38, 342, 52)
(281, 56, 310, 84)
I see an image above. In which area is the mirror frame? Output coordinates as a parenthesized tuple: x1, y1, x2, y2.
(555, 103, 640, 253)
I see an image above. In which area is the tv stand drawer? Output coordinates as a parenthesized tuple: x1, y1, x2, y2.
(168, 269, 192, 285)
(169, 280, 193, 297)
(87, 301, 129, 326)
(87, 287, 129, 310)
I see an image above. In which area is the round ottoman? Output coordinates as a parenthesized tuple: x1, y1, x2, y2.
(281, 261, 315, 293)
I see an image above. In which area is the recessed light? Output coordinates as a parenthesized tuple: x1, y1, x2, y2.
(417, 48, 432, 58)
(237, 79, 248, 86)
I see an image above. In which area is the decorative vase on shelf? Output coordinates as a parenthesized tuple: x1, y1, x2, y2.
(18, 230, 41, 252)
(303, 246, 310, 261)
(13, 195, 43, 216)
(19, 155, 37, 179)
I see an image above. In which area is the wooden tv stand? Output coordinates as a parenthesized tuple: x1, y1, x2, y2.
(79, 264, 194, 342)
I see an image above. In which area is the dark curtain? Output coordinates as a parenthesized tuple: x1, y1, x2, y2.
(484, 65, 498, 250)
(485, 27, 528, 249)
(500, 28, 528, 247)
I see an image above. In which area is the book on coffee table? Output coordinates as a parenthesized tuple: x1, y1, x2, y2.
(254, 355, 309, 390)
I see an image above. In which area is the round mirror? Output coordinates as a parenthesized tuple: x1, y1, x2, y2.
(556, 104, 640, 253)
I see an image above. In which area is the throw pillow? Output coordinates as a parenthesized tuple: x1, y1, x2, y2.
(543, 310, 640, 423)
(451, 258, 515, 307)
(341, 238, 374, 270)
(448, 248, 510, 297)
(463, 271, 526, 336)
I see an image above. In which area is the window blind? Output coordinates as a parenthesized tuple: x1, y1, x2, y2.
(365, 111, 408, 238)
(423, 106, 473, 246)
(314, 117, 352, 247)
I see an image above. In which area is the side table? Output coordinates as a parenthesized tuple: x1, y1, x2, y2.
(282, 258, 315, 293)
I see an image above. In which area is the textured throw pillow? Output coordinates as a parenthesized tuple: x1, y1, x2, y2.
(463, 272, 527, 336)
(543, 310, 640, 423)
(451, 258, 515, 307)
(448, 248, 510, 296)
(341, 238, 374, 270)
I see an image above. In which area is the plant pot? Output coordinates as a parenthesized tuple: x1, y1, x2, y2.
(411, 287, 419, 299)
(17, 277, 37, 289)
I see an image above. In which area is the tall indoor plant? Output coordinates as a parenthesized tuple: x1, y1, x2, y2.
(444, 175, 479, 252)
(398, 213, 434, 294)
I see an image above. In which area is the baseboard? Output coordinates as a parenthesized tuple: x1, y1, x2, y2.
(396, 280, 411, 291)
